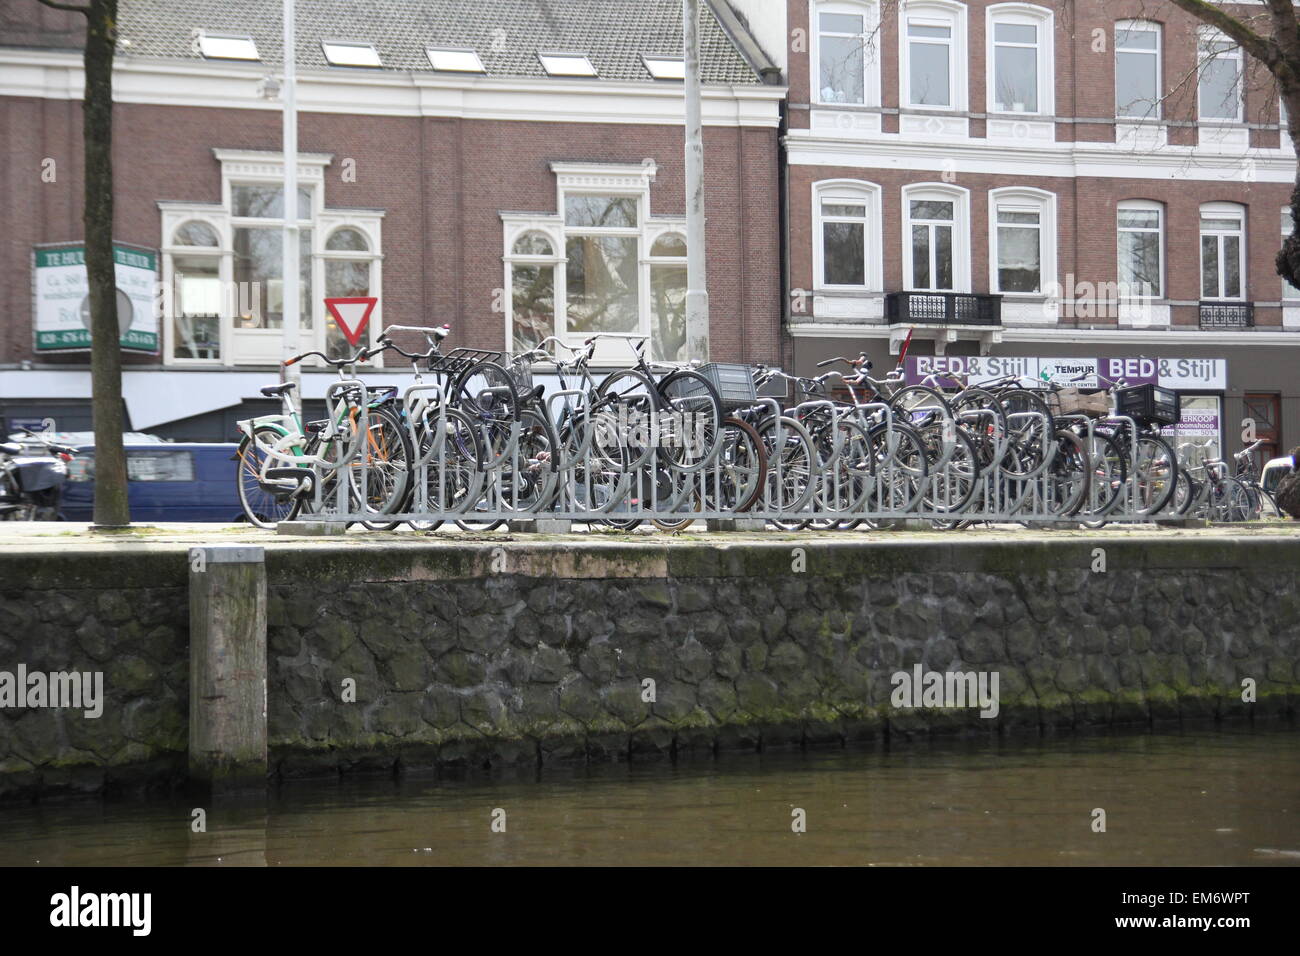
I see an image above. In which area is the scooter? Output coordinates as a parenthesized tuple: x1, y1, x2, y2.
(0, 430, 78, 520)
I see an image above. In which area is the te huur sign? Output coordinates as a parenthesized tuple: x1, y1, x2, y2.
(33, 243, 159, 353)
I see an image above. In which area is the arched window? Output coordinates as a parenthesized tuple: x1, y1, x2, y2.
(513, 232, 554, 256)
(1199, 202, 1245, 300)
(987, 4, 1054, 116)
(322, 226, 380, 359)
(813, 1, 880, 107)
(506, 231, 562, 351)
(173, 220, 219, 246)
(900, 1, 967, 111)
(989, 187, 1056, 294)
(326, 227, 370, 252)
(1117, 200, 1164, 298)
(902, 183, 969, 291)
(814, 180, 882, 290)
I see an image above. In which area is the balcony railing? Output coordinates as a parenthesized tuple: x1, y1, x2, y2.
(1199, 301, 1254, 330)
(885, 291, 1002, 326)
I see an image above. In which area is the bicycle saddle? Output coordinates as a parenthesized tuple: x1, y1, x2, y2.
(0, 442, 22, 456)
(260, 383, 298, 397)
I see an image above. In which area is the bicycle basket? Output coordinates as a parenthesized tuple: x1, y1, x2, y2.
(698, 362, 758, 411)
(425, 347, 502, 377)
(1115, 384, 1179, 427)
(1048, 387, 1111, 420)
(506, 354, 534, 393)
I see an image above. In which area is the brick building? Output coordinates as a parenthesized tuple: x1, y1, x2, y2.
(0, 0, 784, 438)
(782, 0, 1300, 463)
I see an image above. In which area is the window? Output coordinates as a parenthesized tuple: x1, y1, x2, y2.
(990, 188, 1055, 294)
(196, 32, 259, 61)
(508, 232, 559, 352)
(323, 228, 378, 359)
(987, 5, 1053, 116)
(814, 180, 881, 289)
(1116, 21, 1161, 119)
(1283, 208, 1300, 300)
(649, 235, 687, 362)
(907, 21, 952, 107)
(502, 161, 685, 361)
(900, 2, 966, 111)
(427, 48, 485, 72)
(1117, 201, 1164, 298)
(539, 53, 597, 77)
(161, 149, 383, 367)
(1198, 32, 1242, 123)
(566, 194, 639, 337)
(1199, 203, 1245, 300)
(321, 41, 382, 68)
(69, 450, 196, 483)
(815, 3, 878, 105)
(642, 56, 685, 80)
(903, 185, 968, 291)
(233, 225, 312, 332)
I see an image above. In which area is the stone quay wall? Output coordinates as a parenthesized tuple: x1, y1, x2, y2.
(1, 535, 1297, 797)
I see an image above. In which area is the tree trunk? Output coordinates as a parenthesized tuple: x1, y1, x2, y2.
(82, 0, 129, 527)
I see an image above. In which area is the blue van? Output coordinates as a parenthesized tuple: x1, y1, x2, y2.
(61, 442, 244, 522)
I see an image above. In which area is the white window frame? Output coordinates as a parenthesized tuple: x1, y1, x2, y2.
(988, 187, 1056, 296)
(813, 180, 882, 291)
(161, 150, 384, 368)
(1115, 20, 1162, 121)
(503, 162, 684, 362)
(1198, 202, 1246, 301)
(986, 4, 1054, 117)
(1116, 199, 1165, 300)
(812, 1, 881, 107)
(899, 1, 967, 112)
(1197, 29, 1243, 125)
(902, 182, 970, 292)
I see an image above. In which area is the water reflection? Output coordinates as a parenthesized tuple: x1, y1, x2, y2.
(3, 726, 1297, 866)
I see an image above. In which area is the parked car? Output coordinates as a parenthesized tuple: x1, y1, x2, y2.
(1261, 455, 1295, 496)
(61, 442, 244, 522)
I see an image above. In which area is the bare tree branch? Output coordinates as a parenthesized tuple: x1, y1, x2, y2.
(33, 0, 91, 14)
(1165, 0, 1278, 68)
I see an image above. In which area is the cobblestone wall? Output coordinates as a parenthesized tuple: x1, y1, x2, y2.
(2, 537, 1297, 796)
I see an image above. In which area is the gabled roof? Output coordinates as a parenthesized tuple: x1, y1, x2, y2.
(100, 0, 766, 85)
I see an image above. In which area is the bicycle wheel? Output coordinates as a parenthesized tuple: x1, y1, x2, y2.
(595, 368, 660, 471)
(1045, 428, 1090, 517)
(352, 404, 413, 529)
(706, 416, 767, 514)
(236, 426, 305, 529)
(1077, 428, 1126, 519)
(455, 360, 521, 464)
(1211, 476, 1253, 522)
(1130, 434, 1179, 515)
(408, 407, 483, 530)
(917, 420, 980, 516)
(888, 385, 952, 430)
(657, 368, 724, 472)
(997, 388, 1054, 479)
(754, 415, 818, 515)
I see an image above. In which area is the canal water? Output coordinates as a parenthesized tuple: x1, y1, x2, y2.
(2, 725, 1297, 866)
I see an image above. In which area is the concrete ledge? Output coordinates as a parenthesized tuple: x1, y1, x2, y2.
(276, 520, 347, 536)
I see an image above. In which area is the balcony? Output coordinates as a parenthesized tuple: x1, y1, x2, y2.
(1198, 301, 1254, 330)
(885, 291, 1002, 326)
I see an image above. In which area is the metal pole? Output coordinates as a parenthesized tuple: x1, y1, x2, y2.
(281, 0, 301, 406)
(683, 0, 709, 362)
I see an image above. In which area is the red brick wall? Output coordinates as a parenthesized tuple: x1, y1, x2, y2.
(2, 99, 782, 365)
(790, 163, 1290, 325)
